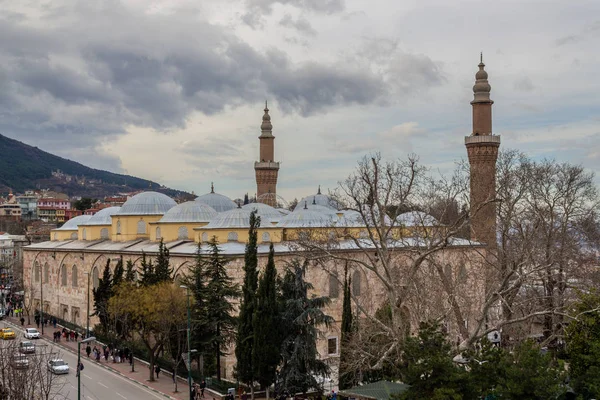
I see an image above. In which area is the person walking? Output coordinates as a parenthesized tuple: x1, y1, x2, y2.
(155, 364, 160, 379)
(86, 344, 91, 358)
(172, 369, 176, 384)
(200, 380, 206, 398)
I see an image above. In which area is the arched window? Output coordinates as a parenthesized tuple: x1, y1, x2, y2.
(70, 232, 77, 240)
(72, 265, 78, 287)
(34, 262, 40, 283)
(178, 226, 189, 240)
(61, 264, 67, 286)
(201, 232, 208, 242)
(43, 263, 49, 283)
(329, 273, 339, 299)
(92, 267, 99, 289)
(82, 228, 87, 240)
(137, 220, 146, 234)
(100, 228, 109, 239)
(156, 227, 162, 240)
(117, 220, 121, 234)
(227, 232, 238, 242)
(352, 270, 361, 296)
(262, 232, 271, 243)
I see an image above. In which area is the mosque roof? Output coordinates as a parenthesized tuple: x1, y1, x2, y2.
(159, 201, 217, 223)
(242, 203, 287, 222)
(54, 215, 93, 230)
(195, 189, 236, 213)
(204, 207, 264, 229)
(277, 207, 336, 228)
(80, 207, 121, 226)
(336, 210, 366, 227)
(116, 192, 177, 216)
(294, 202, 338, 215)
(396, 211, 439, 227)
(298, 188, 340, 210)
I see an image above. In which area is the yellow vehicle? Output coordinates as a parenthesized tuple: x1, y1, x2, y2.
(0, 328, 16, 340)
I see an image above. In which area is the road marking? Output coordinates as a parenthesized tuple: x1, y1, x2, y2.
(116, 393, 127, 399)
(98, 382, 108, 388)
(84, 373, 92, 379)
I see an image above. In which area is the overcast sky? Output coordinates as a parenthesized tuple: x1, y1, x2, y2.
(1, 0, 598, 201)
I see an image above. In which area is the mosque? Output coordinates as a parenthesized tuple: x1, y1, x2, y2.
(22, 58, 499, 380)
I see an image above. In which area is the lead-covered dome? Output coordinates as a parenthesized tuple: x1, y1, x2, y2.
(242, 203, 286, 223)
(159, 201, 217, 223)
(204, 207, 262, 229)
(298, 187, 340, 210)
(116, 192, 177, 216)
(80, 207, 121, 226)
(396, 211, 439, 227)
(195, 192, 236, 213)
(55, 215, 93, 230)
(277, 207, 336, 228)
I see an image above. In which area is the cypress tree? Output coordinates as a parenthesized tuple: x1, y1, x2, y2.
(253, 243, 280, 399)
(112, 256, 125, 288)
(202, 237, 238, 381)
(236, 211, 260, 393)
(125, 259, 136, 283)
(140, 252, 156, 286)
(154, 239, 173, 282)
(92, 259, 113, 330)
(339, 267, 355, 389)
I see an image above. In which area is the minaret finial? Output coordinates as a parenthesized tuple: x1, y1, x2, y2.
(480, 52, 483, 64)
(265, 100, 268, 110)
(304, 201, 308, 210)
(312, 196, 316, 205)
(317, 185, 321, 195)
(211, 182, 214, 193)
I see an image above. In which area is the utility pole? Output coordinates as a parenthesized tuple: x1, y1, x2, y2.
(78, 336, 96, 400)
(180, 285, 193, 400)
(84, 271, 90, 338)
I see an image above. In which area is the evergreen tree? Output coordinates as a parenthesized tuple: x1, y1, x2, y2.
(244, 193, 249, 205)
(339, 267, 355, 390)
(202, 237, 239, 381)
(154, 239, 173, 283)
(236, 211, 260, 391)
(125, 259, 136, 283)
(112, 256, 125, 288)
(92, 259, 113, 330)
(253, 244, 280, 399)
(140, 252, 156, 286)
(277, 259, 333, 396)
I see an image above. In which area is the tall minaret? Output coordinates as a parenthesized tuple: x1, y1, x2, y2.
(465, 54, 500, 247)
(254, 102, 280, 206)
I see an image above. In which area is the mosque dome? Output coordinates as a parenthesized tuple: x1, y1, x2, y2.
(55, 215, 93, 230)
(195, 190, 236, 213)
(159, 201, 217, 223)
(336, 210, 365, 227)
(297, 187, 340, 210)
(294, 202, 338, 215)
(242, 203, 286, 223)
(116, 191, 177, 216)
(277, 207, 336, 228)
(205, 207, 263, 229)
(80, 207, 121, 226)
(396, 211, 439, 227)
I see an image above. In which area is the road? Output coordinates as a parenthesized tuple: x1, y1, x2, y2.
(0, 322, 166, 400)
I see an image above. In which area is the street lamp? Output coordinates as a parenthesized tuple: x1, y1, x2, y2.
(78, 336, 96, 400)
(180, 284, 193, 400)
(83, 271, 90, 338)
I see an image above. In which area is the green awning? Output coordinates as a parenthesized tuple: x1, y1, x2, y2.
(338, 380, 409, 400)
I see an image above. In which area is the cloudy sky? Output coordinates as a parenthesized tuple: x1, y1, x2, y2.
(1, 0, 599, 201)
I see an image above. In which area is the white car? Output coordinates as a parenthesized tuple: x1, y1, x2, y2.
(24, 328, 40, 339)
(11, 354, 29, 370)
(47, 359, 69, 374)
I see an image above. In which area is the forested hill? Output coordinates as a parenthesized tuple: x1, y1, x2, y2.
(0, 133, 188, 198)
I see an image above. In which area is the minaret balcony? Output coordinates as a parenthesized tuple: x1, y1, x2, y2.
(254, 161, 280, 169)
(464, 135, 501, 146)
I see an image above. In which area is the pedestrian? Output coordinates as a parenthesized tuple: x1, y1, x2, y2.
(52, 317, 57, 328)
(75, 331, 79, 341)
(172, 369, 176, 384)
(155, 364, 160, 379)
(200, 380, 206, 398)
(76, 362, 84, 377)
(86, 344, 91, 358)
(20, 317, 24, 326)
(70, 331, 75, 341)
(192, 384, 197, 400)
(242, 391, 248, 400)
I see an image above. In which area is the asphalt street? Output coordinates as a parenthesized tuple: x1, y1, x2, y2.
(1, 322, 166, 400)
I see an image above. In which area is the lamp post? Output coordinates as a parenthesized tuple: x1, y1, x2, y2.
(78, 336, 96, 400)
(84, 271, 90, 338)
(40, 264, 44, 335)
(180, 285, 193, 400)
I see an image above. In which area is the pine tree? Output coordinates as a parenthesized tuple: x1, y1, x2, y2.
(244, 193, 249, 205)
(202, 237, 239, 381)
(125, 259, 136, 283)
(140, 252, 156, 286)
(154, 239, 173, 282)
(112, 256, 125, 288)
(339, 267, 355, 389)
(253, 243, 280, 399)
(92, 259, 113, 330)
(277, 259, 333, 396)
(236, 211, 260, 391)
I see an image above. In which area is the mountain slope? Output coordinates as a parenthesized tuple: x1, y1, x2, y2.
(0, 134, 187, 198)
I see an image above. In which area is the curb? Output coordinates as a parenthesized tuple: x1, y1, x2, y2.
(3, 319, 179, 400)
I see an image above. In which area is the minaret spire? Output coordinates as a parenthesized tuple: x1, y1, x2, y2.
(255, 102, 280, 207)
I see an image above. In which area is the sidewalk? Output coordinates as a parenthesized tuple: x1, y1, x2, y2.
(4, 315, 192, 400)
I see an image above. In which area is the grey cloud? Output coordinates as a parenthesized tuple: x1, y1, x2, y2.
(247, 0, 344, 15)
(555, 20, 600, 46)
(279, 14, 317, 36)
(513, 76, 535, 92)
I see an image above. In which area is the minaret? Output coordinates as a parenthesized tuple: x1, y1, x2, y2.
(254, 102, 280, 207)
(465, 54, 500, 247)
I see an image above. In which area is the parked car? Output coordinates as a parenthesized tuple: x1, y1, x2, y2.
(19, 341, 35, 354)
(24, 328, 40, 339)
(11, 354, 29, 370)
(47, 359, 69, 374)
(0, 328, 16, 340)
